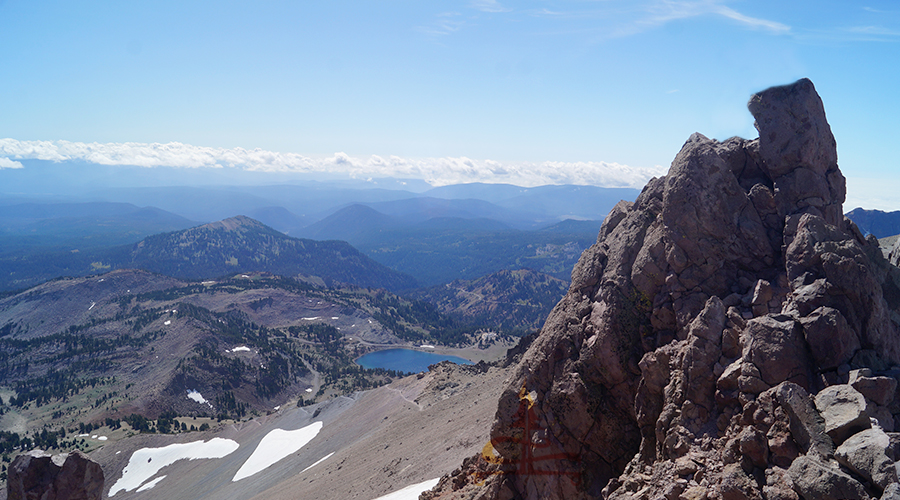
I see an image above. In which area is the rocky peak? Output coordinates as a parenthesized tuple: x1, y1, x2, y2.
(426, 79, 900, 499)
(194, 214, 270, 233)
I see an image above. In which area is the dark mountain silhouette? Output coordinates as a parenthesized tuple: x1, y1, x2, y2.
(120, 215, 417, 291)
(845, 207, 900, 238)
(299, 204, 401, 242)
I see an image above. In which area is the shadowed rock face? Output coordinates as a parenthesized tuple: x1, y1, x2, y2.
(425, 79, 900, 499)
(8, 450, 104, 500)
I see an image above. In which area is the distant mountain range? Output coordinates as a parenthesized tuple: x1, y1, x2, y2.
(298, 204, 601, 286)
(0, 178, 633, 291)
(120, 216, 417, 291)
(0, 216, 416, 292)
(845, 207, 900, 238)
(0, 201, 197, 250)
(412, 269, 568, 331)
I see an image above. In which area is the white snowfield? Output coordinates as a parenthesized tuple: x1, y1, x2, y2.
(371, 478, 440, 500)
(108, 438, 240, 496)
(187, 390, 208, 405)
(232, 422, 323, 482)
(228, 346, 251, 353)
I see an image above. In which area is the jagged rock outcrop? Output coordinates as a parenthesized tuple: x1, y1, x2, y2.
(7, 450, 104, 500)
(425, 79, 900, 500)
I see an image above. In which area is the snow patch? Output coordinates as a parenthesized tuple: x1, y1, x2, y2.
(420, 345, 435, 349)
(300, 452, 334, 473)
(136, 475, 166, 492)
(108, 438, 239, 496)
(371, 478, 440, 500)
(302, 317, 320, 321)
(331, 316, 339, 320)
(88, 302, 95, 311)
(228, 346, 251, 353)
(164, 320, 171, 326)
(305, 388, 313, 393)
(232, 422, 323, 482)
(98, 436, 108, 441)
(187, 390, 209, 405)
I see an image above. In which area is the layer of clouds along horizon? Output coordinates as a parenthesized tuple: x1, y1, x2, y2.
(0, 138, 665, 189)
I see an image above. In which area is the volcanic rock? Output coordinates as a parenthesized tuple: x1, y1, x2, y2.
(835, 427, 897, 492)
(7, 450, 104, 500)
(427, 78, 900, 500)
(815, 384, 872, 445)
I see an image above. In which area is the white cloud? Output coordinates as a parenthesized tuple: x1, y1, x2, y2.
(0, 138, 665, 189)
(471, 0, 511, 14)
(0, 157, 23, 169)
(713, 5, 789, 33)
(644, 0, 789, 34)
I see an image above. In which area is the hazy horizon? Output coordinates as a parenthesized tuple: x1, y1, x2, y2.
(1, 1, 898, 210)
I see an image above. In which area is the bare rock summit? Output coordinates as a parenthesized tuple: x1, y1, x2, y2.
(425, 79, 900, 499)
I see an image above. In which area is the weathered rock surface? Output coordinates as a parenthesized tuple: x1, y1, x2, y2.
(427, 79, 900, 500)
(835, 427, 897, 492)
(7, 450, 104, 500)
(816, 385, 872, 445)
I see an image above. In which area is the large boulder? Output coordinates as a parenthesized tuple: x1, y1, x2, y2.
(835, 427, 898, 492)
(787, 455, 867, 500)
(815, 385, 872, 445)
(7, 450, 104, 500)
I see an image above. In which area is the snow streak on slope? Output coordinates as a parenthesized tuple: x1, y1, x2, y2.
(109, 438, 240, 496)
(371, 478, 440, 500)
(232, 421, 323, 481)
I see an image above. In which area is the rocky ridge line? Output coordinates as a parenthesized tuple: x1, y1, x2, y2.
(425, 79, 900, 500)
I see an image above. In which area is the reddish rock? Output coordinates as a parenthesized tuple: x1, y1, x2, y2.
(7, 450, 104, 500)
(428, 79, 900, 500)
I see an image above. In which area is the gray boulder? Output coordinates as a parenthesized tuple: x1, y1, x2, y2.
(835, 427, 898, 492)
(853, 376, 898, 407)
(788, 455, 868, 500)
(815, 385, 871, 445)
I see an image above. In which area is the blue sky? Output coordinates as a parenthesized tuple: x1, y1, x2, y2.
(0, 1, 898, 209)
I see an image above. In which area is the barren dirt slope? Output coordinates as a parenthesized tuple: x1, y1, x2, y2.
(90, 360, 510, 500)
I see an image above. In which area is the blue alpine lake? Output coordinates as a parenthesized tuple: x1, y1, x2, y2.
(356, 348, 473, 374)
